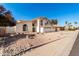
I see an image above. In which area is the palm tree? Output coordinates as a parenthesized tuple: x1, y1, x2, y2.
(50, 19, 58, 26)
(65, 21, 68, 25)
(74, 22, 78, 25)
(74, 22, 78, 26)
(54, 19, 58, 25)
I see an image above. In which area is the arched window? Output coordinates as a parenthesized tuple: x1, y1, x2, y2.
(23, 24, 28, 31)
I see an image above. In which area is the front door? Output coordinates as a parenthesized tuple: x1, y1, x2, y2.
(32, 24, 35, 32)
(23, 24, 28, 31)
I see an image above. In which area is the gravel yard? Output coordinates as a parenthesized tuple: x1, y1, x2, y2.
(22, 31, 78, 56)
(0, 31, 78, 56)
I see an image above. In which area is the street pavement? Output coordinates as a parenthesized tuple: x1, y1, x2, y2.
(69, 32, 79, 56)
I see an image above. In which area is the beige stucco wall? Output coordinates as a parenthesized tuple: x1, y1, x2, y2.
(6, 26, 16, 33)
(16, 19, 54, 33)
(43, 20, 55, 32)
(0, 27, 6, 36)
(16, 21, 32, 33)
(0, 26, 16, 36)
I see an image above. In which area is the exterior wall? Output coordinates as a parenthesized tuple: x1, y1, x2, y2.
(44, 27, 55, 32)
(16, 21, 32, 33)
(16, 19, 55, 33)
(0, 27, 6, 36)
(57, 28, 60, 31)
(36, 19, 44, 33)
(43, 20, 55, 32)
(36, 19, 55, 33)
(6, 26, 16, 33)
(36, 19, 45, 33)
(65, 26, 69, 30)
(0, 26, 16, 36)
(36, 19, 40, 33)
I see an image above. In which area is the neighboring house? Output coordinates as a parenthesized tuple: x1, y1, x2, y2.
(52, 25, 65, 31)
(16, 17, 55, 33)
(65, 25, 76, 30)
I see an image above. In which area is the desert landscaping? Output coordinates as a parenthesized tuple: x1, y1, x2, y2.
(22, 31, 78, 56)
(0, 31, 78, 56)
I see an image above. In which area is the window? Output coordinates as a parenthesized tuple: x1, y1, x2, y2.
(40, 20, 43, 26)
(45, 20, 48, 25)
(32, 23, 35, 32)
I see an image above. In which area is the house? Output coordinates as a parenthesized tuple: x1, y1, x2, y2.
(52, 25, 65, 31)
(0, 17, 57, 37)
(16, 17, 55, 33)
(65, 25, 76, 31)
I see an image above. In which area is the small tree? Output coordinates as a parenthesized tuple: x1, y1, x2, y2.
(0, 5, 16, 36)
(0, 5, 16, 26)
(65, 21, 68, 25)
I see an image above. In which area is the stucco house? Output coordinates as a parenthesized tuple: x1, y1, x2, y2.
(0, 17, 58, 37)
(16, 17, 55, 33)
(52, 25, 65, 31)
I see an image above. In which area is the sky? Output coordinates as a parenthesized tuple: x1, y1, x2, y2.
(0, 3, 79, 26)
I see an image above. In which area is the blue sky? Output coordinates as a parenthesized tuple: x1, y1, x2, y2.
(1, 3, 79, 26)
